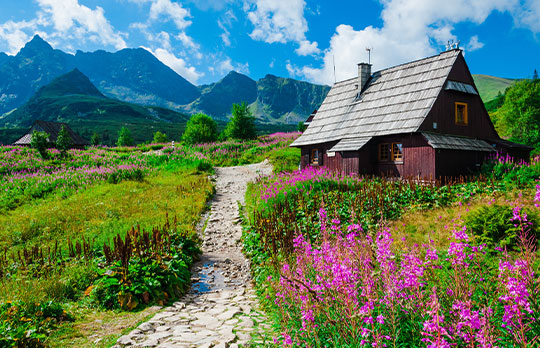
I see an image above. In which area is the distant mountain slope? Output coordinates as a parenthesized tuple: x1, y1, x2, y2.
(0, 36, 75, 114)
(473, 74, 515, 102)
(253, 74, 330, 124)
(0, 52, 7, 67)
(0, 35, 329, 124)
(0, 35, 200, 115)
(0, 69, 190, 145)
(182, 72, 330, 124)
(75, 48, 200, 107)
(183, 71, 257, 118)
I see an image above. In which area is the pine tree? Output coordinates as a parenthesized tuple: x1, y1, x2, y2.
(533, 69, 538, 81)
(224, 102, 257, 140)
(56, 125, 72, 156)
(30, 131, 50, 159)
(91, 132, 101, 146)
(117, 127, 134, 147)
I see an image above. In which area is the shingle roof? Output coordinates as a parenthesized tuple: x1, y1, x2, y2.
(14, 120, 88, 146)
(329, 137, 372, 152)
(291, 50, 462, 147)
(422, 132, 494, 152)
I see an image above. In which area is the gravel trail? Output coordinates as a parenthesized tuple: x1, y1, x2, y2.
(114, 161, 273, 348)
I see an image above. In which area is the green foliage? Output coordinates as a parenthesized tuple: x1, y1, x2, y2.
(224, 102, 256, 140)
(465, 204, 539, 248)
(116, 127, 134, 147)
(0, 300, 71, 347)
(152, 131, 169, 144)
(268, 147, 300, 173)
(495, 79, 540, 147)
(30, 131, 50, 159)
(55, 125, 72, 155)
(473, 74, 515, 102)
(297, 121, 306, 132)
(182, 113, 218, 145)
(90, 132, 101, 146)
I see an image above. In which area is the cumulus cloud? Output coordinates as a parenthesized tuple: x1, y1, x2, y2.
(143, 46, 203, 84)
(149, 0, 192, 30)
(467, 35, 484, 51)
(0, 19, 39, 55)
(37, 0, 126, 49)
(217, 57, 249, 75)
(244, 0, 319, 56)
(296, 0, 540, 85)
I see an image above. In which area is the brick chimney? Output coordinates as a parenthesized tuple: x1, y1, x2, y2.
(357, 63, 372, 91)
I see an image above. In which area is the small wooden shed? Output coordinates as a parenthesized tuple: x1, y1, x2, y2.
(13, 120, 88, 149)
(291, 49, 531, 178)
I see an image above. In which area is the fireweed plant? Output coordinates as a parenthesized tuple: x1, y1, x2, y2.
(243, 167, 540, 347)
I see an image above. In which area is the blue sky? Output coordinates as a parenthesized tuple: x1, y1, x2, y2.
(0, 0, 539, 85)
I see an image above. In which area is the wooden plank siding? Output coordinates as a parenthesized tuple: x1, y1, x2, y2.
(420, 55, 499, 139)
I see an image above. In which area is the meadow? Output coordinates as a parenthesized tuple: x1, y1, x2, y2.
(243, 154, 540, 347)
(0, 132, 300, 347)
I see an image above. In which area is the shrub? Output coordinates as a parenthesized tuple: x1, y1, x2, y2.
(56, 125, 72, 156)
(152, 131, 169, 144)
(182, 113, 218, 144)
(223, 102, 256, 140)
(268, 147, 300, 173)
(116, 127, 134, 147)
(90, 132, 101, 146)
(30, 131, 50, 159)
(464, 204, 539, 248)
(0, 300, 71, 347)
(297, 121, 306, 132)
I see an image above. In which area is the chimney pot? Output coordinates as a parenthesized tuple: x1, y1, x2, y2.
(357, 63, 372, 91)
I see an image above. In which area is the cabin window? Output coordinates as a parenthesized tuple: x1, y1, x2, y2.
(310, 148, 319, 165)
(378, 142, 403, 162)
(455, 102, 468, 126)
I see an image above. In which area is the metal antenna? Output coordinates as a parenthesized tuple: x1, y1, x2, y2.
(333, 55, 336, 83)
(366, 47, 372, 64)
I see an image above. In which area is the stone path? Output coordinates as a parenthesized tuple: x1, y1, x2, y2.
(114, 161, 273, 348)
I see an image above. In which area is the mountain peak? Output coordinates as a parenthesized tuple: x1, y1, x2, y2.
(35, 68, 104, 98)
(18, 34, 53, 56)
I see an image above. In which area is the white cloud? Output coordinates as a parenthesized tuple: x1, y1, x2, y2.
(295, 0, 540, 85)
(36, 0, 126, 49)
(218, 10, 237, 47)
(245, 0, 319, 56)
(149, 0, 192, 30)
(467, 35, 484, 51)
(143, 46, 203, 84)
(217, 57, 250, 75)
(0, 20, 38, 55)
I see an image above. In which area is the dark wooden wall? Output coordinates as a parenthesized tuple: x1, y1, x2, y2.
(420, 54, 499, 140)
(435, 149, 488, 177)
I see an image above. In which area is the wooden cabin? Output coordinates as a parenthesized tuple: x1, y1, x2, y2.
(13, 120, 88, 149)
(291, 49, 531, 179)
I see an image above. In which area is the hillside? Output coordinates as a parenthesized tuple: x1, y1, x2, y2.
(253, 74, 330, 124)
(182, 71, 330, 124)
(183, 71, 258, 118)
(0, 69, 191, 145)
(472, 74, 515, 102)
(0, 36, 328, 125)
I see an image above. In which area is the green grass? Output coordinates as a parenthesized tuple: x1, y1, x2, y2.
(0, 168, 212, 253)
(473, 74, 515, 102)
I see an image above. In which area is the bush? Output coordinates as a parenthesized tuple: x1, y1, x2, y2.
(223, 102, 256, 140)
(30, 131, 50, 159)
(152, 131, 169, 144)
(90, 132, 101, 146)
(182, 113, 218, 145)
(465, 204, 539, 248)
(56, 125, 72, 156)
(0, 300, 71, 347)
(117, 127, 134, 147)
